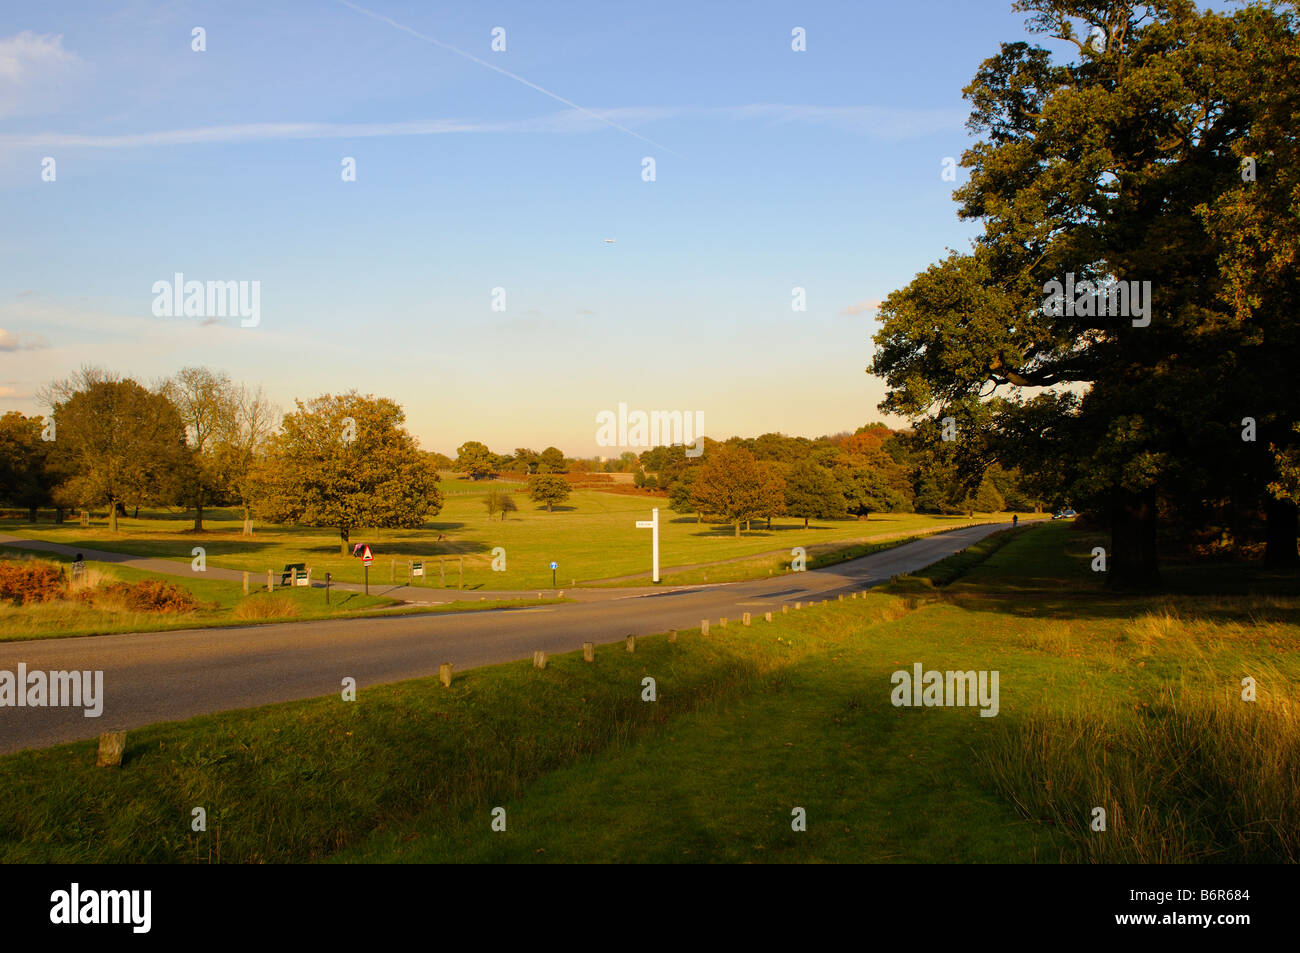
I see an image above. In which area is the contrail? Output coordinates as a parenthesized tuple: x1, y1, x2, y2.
(335, 0, 683, 158)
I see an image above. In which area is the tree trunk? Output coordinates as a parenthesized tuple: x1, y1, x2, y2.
(193, 502, 204, 532)
(109, 500, 119, 533)
(340, 526, 350, 557)
(1108, 485, 1160, 589)
(133, 506, 139, 519)
(55, 508, 64, 524)
(27, 506, 37, 523)
(697, 511, 702, 524)
(734, 521, 740, 538)
(547, 502, 552, 513)
(766, 516, 772, 530)
(1264, 497, 1299, 567)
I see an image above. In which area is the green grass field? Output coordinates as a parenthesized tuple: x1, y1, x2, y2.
(2, 482, 1040, 591)
(0, 547, 563, 642)
(2, 521, 1294, 863)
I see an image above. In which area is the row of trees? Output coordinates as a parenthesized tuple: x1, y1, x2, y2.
(1, 367, 444, 554)
(663, 440, 1008, 539)
(452, 425, 1041, 517)
(869, 0, 1300, 587)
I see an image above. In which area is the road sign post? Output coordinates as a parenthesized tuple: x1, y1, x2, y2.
(550, 560, 557, 589)
(635, 507, 660, 583)
(362, 545, 373, 595)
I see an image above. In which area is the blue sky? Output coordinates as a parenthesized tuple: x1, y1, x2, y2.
(2, 0, 1039, 455)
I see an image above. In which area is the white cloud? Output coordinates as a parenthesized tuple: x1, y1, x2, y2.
(840, 298, 882, 317)
(0, 104, 965, 150)
(0, 328, 48, 351)
(0, 32, 81, 118)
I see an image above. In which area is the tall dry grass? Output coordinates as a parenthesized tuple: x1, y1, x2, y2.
(978, 661, 1298, 862)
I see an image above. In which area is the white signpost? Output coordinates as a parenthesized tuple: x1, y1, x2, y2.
(635, 507, 660, 583)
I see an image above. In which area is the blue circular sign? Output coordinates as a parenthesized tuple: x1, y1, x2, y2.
(550, 561, 558, 570)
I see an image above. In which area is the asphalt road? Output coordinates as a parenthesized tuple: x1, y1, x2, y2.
(0, 522, 1007, 754)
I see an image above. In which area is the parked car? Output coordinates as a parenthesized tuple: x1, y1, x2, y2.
(1052, 508, 1078, 520)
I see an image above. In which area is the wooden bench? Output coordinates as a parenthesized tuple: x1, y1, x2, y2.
(280, 563, 310, 587)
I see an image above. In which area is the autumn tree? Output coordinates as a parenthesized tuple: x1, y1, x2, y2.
(528, 474, 571, 512)
(691, 445, 770, 538)
(161, 366, 236, 531)
(252, 392, 442, 555)
(537, 447, 566, 473)
(783, 461, 844, 528)
(456, 441, 496, 480)
(0, 413, 52, 521)
(870, 1, 1300, 587)
(41, 367, 189, 532)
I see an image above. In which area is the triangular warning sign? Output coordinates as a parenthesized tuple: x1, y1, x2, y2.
(362, 545, 373, 560)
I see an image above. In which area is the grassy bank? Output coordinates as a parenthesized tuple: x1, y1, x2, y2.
(1, 522, 1293, 862)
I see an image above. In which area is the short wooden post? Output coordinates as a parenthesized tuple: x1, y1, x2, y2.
(439, 662, 453, 687)
(390, 558, 395, 583)
(795, 601, 802, 610)
(242, 571, 249, 595)
(720, 617, 728, 628)
(701, 619, 709, 635)
(838, 594, 843, 601)
(583, 642, 595, 662)
(458, 556, 463, 590)
(625, 635, 635, 653)
(668, 630, 677, 643)
(291, 567, 298, 588)
(765, 612, 773, 622)
(742, 612, 751, 626)
(96, 731, 126, 768)
(782, 604, 788, 614)
(441, 559, 446, 586)
(267, 570, 274, 592)
(533, 650, 547, 669)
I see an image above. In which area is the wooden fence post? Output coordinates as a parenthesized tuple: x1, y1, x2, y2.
(583, 642, 595, 662)
(701, 619, 709, 635)
(625, 635, 636, 653)
(96, 731, 126, 768)
(439, 662, 453, 687)
(533, 651, 547, 669)
(243, 571, 249, 595)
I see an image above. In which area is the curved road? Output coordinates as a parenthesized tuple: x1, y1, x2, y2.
(0, 523, 1007, 754)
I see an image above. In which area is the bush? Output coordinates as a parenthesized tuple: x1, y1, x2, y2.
(0, 559, 65, 605)
(95, 579, 201, 613)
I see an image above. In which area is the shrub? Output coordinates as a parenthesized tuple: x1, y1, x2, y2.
(96, 579, 201, 613)
(0, 559, 66, 605)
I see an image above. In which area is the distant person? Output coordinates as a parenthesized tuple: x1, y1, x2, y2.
(1012, 514, 1019, 528)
